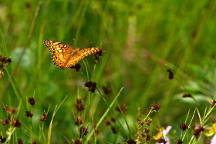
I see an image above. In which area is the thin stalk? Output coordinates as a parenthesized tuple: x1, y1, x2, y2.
(85, 87, 124, 144)
(5, 69, 22, 100)
(48, 96, 68, 144)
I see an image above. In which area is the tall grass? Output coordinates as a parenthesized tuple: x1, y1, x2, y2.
(0, 0, 216, 143)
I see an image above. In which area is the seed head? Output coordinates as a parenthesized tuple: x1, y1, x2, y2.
(74, 139, 82, 144)
(167, 69, 174, 79)
(3, 106, 16, 113)
(0, 136, 6, 143)
(180, 122, 188, 131)
(145, 119, 152, 126)
(111, 126, 117, 134)
(2, 119, 9, 125)
(75, 116, 83, 126)
(157, 138, 166, 144)
(39, 112, 47, 121)
(102, 86, 112, 95)
(84, 81, 97, 93)
(177, 139, 183, 144)
(79, 126, 88, 137)
(70, 64, 81, 71)
(127, 139, 136, 144)
(75, 103, 85, 112)
(28, 97, 35, 106)
(146, 134, 151, 141)
(17, 138, 24, 144)
(105, 120, 111, 126)
(110, 117, 116, 123)
(211, 100, 216, 108)
(193, 125, 204, 138)
(182, 93, 192, 98)
(76, 98, 82, 104)
(11, 119, 21, 127)
(116, 104, 127, 113)
(144, 128, 150, 133)
(151, 104, 160, 112)
(26, 111, 33, 118)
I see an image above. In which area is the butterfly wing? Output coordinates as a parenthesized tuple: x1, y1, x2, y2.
(64, 47, 102, 68)
(44, 40, 75, 69)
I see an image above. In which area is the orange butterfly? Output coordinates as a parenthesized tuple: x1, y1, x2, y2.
(44, 40, 102, 69)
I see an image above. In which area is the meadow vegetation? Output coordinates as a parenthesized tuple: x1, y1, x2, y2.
(0, 0, 216, 143)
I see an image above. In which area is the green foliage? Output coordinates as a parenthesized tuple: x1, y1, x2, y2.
(0, 0, 216, 143)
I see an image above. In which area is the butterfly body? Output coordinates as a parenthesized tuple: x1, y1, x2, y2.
(44, 40, 102, 69)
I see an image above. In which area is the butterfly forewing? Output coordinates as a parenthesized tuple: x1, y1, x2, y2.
(44, 40, 74, 68)
(44, 40, 102, 69)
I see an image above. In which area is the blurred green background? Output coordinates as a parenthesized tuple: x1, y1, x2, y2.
(0, 0, 216, 143)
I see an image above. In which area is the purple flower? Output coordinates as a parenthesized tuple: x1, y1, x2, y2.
(156, 126, 172, 144)
(163, 126, 172, 135)
(211, 134, 216, 144)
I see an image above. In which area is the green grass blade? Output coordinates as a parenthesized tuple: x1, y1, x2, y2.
(85, 87, 124, 143)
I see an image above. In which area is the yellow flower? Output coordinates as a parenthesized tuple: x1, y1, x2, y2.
(205, 123, 216, 137)
(153, 128, 164, 140)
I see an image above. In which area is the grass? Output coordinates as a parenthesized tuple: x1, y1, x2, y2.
(0, 0, 216, 143)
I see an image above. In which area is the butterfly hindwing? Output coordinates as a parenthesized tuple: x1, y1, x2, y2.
(64, 47, 102, 68)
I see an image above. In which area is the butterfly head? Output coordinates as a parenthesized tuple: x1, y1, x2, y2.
(44, 40, 53, 47)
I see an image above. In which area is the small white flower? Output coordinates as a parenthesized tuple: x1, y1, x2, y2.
(156, 126, 172, 144)
(211, 134, 216, 144)
(163, 126, 172, 135)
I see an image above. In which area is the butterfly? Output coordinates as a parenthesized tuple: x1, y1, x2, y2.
(44, 40, 102, 69)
